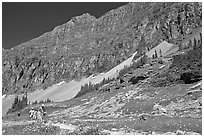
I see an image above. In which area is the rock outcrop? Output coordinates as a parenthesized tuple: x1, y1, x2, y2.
(2, 2, 202, 94)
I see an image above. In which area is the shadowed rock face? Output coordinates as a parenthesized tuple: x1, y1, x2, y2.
(129, 76, 147, 84)
(2, 2, 202, 95)
(180, 72, 202, 84)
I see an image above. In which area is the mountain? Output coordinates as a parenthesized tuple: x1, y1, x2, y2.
(2, 2, 202, 96)
(2, 2, 202, 135)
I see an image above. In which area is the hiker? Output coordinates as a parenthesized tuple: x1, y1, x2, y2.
(29, 108, 36, 120)
(37, 110, 43, 122)
(40, 104, 46, 116)
(29, 108, 39, 120)
(33, 110, 38, 120)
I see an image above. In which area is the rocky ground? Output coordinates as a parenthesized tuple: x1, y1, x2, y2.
(2, 65, 202, 134)
(2, 46, 202, 135)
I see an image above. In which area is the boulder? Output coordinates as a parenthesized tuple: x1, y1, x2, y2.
(176, 129, 185, 135)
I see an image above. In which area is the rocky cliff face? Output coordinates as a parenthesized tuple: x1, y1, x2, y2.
(2, 2, 202, 95)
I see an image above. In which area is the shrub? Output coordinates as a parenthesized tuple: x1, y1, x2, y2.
(128, 75, 147, 84)
(180, 71, 201, 84)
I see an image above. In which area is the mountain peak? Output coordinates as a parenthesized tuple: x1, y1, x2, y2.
(2, 2, 202, 95)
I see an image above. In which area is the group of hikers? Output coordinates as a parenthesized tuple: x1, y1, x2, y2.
(28, 104, 46, 122)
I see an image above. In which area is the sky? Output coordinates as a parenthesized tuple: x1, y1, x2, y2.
(2, 2, 127, 49)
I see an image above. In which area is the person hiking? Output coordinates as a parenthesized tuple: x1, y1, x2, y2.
(29, 108, 37, 120)
(37, 110, 43, 122)
(40, 104, 46, 116)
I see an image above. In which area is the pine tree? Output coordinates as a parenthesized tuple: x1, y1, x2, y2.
(46, 98, 51, 103)
(159, 49, 162, 57)
(199, 33, 202, 41)
(94, 83, 100, 90)
(193, 38, 197, 48)
(178, 44, 182, 51)
(188, 39, 192, 47)
(21, 92, 28, 107)
(152, 54, 155, 59)
(83, 84, 89, 92)
(101, 78, 106, 86)
(33, 100, 38, 104)
(12, 96, 19, 109)
(155, 50, 158, 58)
(147, 46, 150, 51)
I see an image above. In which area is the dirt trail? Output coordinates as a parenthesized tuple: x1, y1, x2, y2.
(2, 120, 34, 127)
(52, 123, 77, 131)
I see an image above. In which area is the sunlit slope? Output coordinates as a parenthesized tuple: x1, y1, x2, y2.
(2, 51, 138, 115)
(146, 41, 177, 58)
(2, 41, 179, 115)
(29, 50, 138, 102)
(2, 40, 179, 115)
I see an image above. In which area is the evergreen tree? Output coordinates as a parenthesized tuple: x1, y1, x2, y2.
(12, 96, 19, 109)
(101, 78, 106, 86)
(199, 33, 202, 41)
(159, 49, 162, 57)
(193, 38, 197, 48)
(94, 83, 100, 90)
(39, 100, 45, 104)
(147, 46, 150, 51)
(46, 98, 51, 103)
(33, 100, 38, 104)
(88, 82, 94, 92)
(188, 39, 192, 47)
(21, 93, 28, 107)
(155, 50, 158, 58)
(152, 54, 155, 59)
(84, 83, 89, 91)
(178, 43, 182, 51)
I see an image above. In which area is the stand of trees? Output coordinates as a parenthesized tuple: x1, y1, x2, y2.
(32, 98, 53, 104)
(7, 93, 28, 114)
(152, 50, 158, 59)
(74, 78, 115, 98)
(119, 54, 147, 77)
(152, 35, 202, 87)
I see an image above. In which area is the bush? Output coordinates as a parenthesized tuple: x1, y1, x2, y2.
(128, 75, 147, 84)
(180, 71, 201, 84)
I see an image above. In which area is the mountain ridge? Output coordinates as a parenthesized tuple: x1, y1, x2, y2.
(2, 2, 202, 95)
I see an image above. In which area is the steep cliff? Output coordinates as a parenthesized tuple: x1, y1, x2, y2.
(2, 2, 202, 95)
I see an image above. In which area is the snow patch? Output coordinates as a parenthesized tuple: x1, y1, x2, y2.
(2, 94, 6, 99)
(56, 81, 65, 86)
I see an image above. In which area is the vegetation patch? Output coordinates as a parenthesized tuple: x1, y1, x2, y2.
(150, 39, 202, 87)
